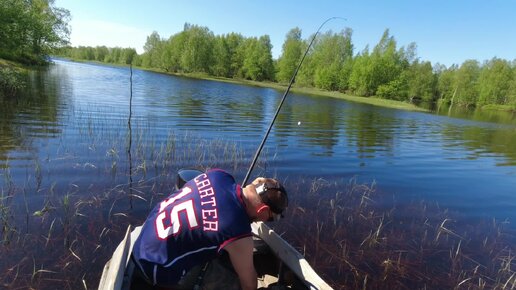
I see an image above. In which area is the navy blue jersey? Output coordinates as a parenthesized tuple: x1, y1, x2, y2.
(132, 169, 251, 286)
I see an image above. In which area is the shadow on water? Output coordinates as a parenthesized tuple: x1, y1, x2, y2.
(0, 66, 65, 170)
(0, 60, 515, 289)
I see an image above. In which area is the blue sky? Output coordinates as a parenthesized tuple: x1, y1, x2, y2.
(54, 0, 516, 67)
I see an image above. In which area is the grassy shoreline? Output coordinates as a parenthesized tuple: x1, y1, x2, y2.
(0, 58, 29, 97)
(480, 104, 516, 112)
(146, 68, 429, 112)
(0, 58, 28, 71)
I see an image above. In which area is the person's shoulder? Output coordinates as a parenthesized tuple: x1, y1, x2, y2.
(207, 168, 235, 182)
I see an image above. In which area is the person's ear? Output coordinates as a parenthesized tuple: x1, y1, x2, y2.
(256, 204, 270, 221)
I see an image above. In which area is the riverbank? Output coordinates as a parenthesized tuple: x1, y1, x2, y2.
(164, 71, 516, 113)
(0, 58, 27, 97)
(480, 104, 516, 112)
(146, 69, 430, 112)
(187, 72, 430, 112)
(0, 58, 34, 70)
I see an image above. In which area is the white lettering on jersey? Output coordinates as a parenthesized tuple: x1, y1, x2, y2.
(155, 187, 198, 240)
(194, 173, 219, 231)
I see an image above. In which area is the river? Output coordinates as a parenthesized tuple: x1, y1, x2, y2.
(0, 59, 515, 289)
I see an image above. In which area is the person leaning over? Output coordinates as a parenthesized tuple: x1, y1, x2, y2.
(131, 168, 288, 290)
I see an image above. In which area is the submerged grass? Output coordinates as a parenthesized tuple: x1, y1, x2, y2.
(277, 177, 516, 289)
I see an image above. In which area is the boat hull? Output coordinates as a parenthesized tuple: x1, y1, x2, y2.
(98, 222, 332, 290)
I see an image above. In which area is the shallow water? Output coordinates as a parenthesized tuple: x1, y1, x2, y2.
(0, 59, 515, 289)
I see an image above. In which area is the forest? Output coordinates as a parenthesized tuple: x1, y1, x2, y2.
(57, 24, 516, 111)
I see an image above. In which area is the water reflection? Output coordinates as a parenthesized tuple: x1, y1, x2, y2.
(441, 123, 516, 166)
(345, 107, 396, 159)
(436, 103, 516, 125)
(275, 94, 341, 156)
(0, 65, 67, 169)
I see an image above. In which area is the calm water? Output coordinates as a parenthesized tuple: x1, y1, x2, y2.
(1, 59, 515, 289)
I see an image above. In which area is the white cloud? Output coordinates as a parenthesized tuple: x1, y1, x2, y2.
(69, 19, 149, 54)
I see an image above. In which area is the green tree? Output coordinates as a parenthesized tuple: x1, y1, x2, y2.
(376, 72, 409, 101)
(180, 24, 215, 73)
(162, 32, 187, 72)
(240, 35, 274, 81)
(95, 46, 109, 62)
(0, 0, 29, 57)
(348, 47, 373, 96)
(211, 35, 231, 77)
(132, 54, 143, 67)
(0, 0, 70, 64)
(454, 60, 481, 106)
(477, 58, 513, 105)
(276, 28, 303, 83)
(349, 30, 407, 97)
(436, 64, 458, 104)
(509, 65, 516, 106)
(226, 33, 244, 78)
(312, 29, 354, 91)
(121, 48, 136, 64)
(369, 29, 405, 95)
(142, 31, 164, 68)
(293, 37, 313, 87)
(406, 60, 437, 102)
(257, 35, 275, 80)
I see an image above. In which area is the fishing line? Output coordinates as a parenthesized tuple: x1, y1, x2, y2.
(242, 17, 346, 185)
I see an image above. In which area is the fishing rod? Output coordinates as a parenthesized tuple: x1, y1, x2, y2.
(242, 17, 345, 186)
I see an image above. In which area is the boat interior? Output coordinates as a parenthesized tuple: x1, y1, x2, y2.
(126, 237, 309, 290)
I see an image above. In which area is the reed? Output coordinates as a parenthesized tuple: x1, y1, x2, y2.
(273, 177, 516, 289)
(34, 159, 42, 190)
(0, 188, 14, 244)
(2, 158, 14, 196)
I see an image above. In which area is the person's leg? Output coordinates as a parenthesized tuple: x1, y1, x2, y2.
(151, 263, 204, 290)
(173, 264, 204, 289)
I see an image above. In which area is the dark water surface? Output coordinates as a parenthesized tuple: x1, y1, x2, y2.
(1, 59, 515, 289)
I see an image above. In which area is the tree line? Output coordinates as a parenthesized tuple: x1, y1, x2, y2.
(58, 23, 516, 110)
(55, 46, 137, 65)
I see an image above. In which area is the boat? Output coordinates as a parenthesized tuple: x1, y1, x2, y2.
(98, 170, 333, 290)
(98, 222, 332, 290)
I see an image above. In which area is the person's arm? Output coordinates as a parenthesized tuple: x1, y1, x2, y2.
(223, 236, 257, 290)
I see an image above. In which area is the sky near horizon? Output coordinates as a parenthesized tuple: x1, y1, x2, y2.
(54, 0, 515, 67)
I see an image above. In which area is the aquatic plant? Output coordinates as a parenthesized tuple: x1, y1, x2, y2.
(277, 177, 516, 289)
(0, 66, 26, 97)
